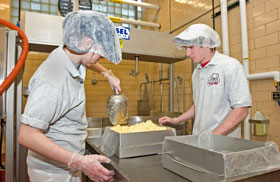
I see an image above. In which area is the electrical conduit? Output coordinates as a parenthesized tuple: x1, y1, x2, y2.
(220, 0, 229, 56)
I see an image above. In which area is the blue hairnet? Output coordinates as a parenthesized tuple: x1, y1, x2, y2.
(62, 10, 122, 64)
(173, 24, 221, 49)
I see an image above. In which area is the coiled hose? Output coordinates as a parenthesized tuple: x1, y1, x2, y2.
(0, 18, 29, 96)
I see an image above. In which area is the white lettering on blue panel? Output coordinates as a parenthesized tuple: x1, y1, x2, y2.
(116, 27, 130, 40)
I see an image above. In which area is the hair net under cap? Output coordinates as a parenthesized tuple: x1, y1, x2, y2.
(62, 10, 122, 64)
(173, 24, 221, 49)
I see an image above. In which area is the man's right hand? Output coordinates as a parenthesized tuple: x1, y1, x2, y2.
(158, 116, 177, 125)
(68, 153, 114, 182)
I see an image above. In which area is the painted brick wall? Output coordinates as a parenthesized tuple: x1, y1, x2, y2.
(0, 0, 10, 21)
(144, 0, 280, 146)
(18, 0, 280, 146)
(22, 53, 154, 117)
(247, 0, 280, 146)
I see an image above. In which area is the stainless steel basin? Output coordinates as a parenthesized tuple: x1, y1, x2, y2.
(87, 128, 103, 137)
(87, 116, 152, 128)
(87, 117, 112, 128)
(87, 114, 187, 135)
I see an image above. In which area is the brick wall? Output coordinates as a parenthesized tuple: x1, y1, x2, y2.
(18, 0, 280, 146)
(22, 53, 153, 117)
(246, 0, 280, 145)
(0, 0, 10, 21)
(144, 0, 280, 145)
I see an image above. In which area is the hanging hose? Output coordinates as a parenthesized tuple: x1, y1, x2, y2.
(0, 18, 29, 96)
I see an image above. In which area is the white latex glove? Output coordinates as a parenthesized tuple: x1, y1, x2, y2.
(103, 70, 121, 92)
(68, 153, 115, 182)
(158, 116, 178, 125)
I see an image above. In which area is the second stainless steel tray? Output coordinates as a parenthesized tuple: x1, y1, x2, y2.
(162, 134, 280, 182)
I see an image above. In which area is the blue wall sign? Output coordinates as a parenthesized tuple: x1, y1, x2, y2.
(116, 27, 130, 40)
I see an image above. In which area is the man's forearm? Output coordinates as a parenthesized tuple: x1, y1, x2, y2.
(18, 124, 73, 165)
(177, 105, 195, 123)
(87, 62, 109, 75)
(212, 107, 249, 136)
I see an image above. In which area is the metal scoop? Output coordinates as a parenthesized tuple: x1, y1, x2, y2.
(106, 88, 128, 125)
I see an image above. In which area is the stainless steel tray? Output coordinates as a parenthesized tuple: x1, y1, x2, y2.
(107, 127, 176, 158)
(162, 134, 280, 182)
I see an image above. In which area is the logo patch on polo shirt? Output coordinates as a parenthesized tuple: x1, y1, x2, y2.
(207, 73, 220, 86)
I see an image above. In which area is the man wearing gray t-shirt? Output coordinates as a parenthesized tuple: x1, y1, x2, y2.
(18, 10, 122, 182)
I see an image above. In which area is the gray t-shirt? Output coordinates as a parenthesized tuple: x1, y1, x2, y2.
(192, 51, 252, 137)
(21, 47, 87, 173)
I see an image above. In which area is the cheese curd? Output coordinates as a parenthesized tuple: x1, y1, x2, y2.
(111, 120, 169, 133)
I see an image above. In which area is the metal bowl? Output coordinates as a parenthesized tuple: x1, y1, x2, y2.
(87, 116, 153, 128)
(126, 116, 152, 125)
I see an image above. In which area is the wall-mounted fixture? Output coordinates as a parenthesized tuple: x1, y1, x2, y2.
(272, 91, 280, 106)
(249, 111, 270, 136)
(129, 56, 139, 77)
(174, 75, 186, 112)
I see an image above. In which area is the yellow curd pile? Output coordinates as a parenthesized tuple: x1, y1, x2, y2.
(111, 120, 169, 133)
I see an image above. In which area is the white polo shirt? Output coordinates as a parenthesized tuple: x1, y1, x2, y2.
(192, 51, 252, 137)
(21, 47, 87, 173)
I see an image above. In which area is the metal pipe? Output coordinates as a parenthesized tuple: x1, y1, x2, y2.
(247, 71, 280, 82)
(139, 82, 149, 100)
(17, 0, 21, 26)
(150, 81, 154, 110)
(134, 1, 138, 29)
(6, 30, 17, 182)
(0, 28, 7, 120)
(174, 78, 179, 112)
(159, 64, 163, 80)
(211, 0, 215, 29)
(129, 56, 139, 77)
(109, 0, 160, 10)
(109, 16, 160, 28)
(15, 46, 28, 182)
(220, 0, 229, 55)
(150, 79, 169, 112)
(168, 0, 171, 33)
(169, 64, 174, 112)
(135, 56, 139, 75)
(175, 76, 184, 112)
(73, 0, 79, 11)
(239, 0, 250, 140)
(182, 79, 186, 112)
(160, 84, 163, 112)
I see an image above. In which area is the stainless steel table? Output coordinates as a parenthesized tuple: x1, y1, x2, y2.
(86, 139, 189, 182)
(86, 139, 280, 182)
(110, 154, 190, 182)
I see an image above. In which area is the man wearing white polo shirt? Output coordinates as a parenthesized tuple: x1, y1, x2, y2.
(159, 24, 251, 138)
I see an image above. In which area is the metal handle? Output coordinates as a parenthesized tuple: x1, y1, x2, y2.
(165, 153, 224, 177)
(114, 88, 120, 95)
(171, 158, 206, 173)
